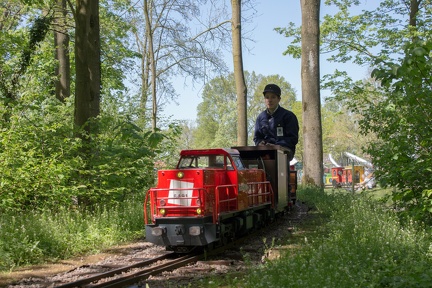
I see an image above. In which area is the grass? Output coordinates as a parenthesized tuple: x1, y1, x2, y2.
(198, 187, 432, 288)
(0, 199, 144, 271)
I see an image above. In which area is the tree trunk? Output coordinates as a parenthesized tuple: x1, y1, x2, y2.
(140, 34, 150, 127)
(144, 0, 157, 131)
(54, 0, 70, 102)
(133, 0, 151, 128)
(231, 0, 247, 146)
(409, 0, 420, 27)
(300, 0, 323, 187)
(409, 0, 420, 43)
(74, 0, 100, 138)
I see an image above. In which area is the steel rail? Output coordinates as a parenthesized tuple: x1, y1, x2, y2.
(94, 254, 202, 288)
(54, 252, 175, 288)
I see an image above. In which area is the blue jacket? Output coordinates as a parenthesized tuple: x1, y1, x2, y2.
(253, 106, 299, 155)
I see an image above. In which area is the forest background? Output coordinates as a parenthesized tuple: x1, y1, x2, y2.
(1, 0, 432, 271)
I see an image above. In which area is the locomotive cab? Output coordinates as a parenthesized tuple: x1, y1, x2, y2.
(144, 147, 292, 252)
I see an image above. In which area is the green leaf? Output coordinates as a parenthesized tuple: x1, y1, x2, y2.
(412, 47, 427, 57)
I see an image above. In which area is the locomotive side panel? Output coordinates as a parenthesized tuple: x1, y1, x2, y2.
(275, 150, 289, 211)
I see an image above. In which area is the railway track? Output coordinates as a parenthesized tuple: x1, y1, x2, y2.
(54, 252, 201, 288)
(6, 204, 308, 288)
(52, 223, 282, 288)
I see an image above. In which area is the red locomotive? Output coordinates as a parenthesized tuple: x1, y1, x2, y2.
(144, 145, 296, 253)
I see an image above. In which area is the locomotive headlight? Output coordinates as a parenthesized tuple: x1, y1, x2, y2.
(159, 199, 166, 206)
(196, 199, 201, 206)
(196, 208, 202, 215)
(177, 171, 184, 179)
(189, 226, 201, 236)
(159, 208, 166, 215)
(151, 226, 166, 236)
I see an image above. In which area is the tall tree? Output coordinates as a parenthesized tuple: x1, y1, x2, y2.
(194, 74, 238, 148)
(74, 0, 101, 140)
(54, 0, 70, 102)
(143, 0, 157, 131)
(127, 0, 230, 130)
(300, 0, 323, 187)
(231, 0, 247, 146)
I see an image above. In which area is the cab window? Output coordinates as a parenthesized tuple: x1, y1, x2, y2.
(231, 155, 245, 170)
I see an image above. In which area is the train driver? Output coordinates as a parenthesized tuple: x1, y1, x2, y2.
(253, 83, 299, 160)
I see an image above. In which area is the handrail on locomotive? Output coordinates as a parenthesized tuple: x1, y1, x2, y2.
(143, 145, 296, 252)
(145, 180, 274, 226)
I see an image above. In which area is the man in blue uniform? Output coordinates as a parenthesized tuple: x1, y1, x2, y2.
(253, 84, 299, 160)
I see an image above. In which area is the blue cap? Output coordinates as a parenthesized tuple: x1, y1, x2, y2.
(263, 84, 281, 96)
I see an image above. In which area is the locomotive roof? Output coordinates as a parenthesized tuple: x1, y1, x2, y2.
(179, 148, 240, 156)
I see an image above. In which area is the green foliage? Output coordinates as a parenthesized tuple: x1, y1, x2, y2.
(363, 40, 432, 223)
(194, 74, 238, 148)
(237, 188, 432, 288)
(142, 120, 183, 171)
(279, 0, 421, 66)
(0, 200, 143, 270)
(0, 97, 79, 210)
(0, 90, 166, 211)
(0, 4, 53, 104)
(321, 96, 372, 161)
(100, 1, 138, 94)
(75, 115, 162, 205)
(19, 14, 52, 76)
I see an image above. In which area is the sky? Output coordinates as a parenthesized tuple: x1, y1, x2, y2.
(162, 0, 373, 122)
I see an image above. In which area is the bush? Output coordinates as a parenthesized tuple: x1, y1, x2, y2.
(0, 97, 162, 211)
(357, 41, 432, 224)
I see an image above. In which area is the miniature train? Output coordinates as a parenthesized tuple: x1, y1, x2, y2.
(144, 145, 297, 253)
(330, 166, 365, 188)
